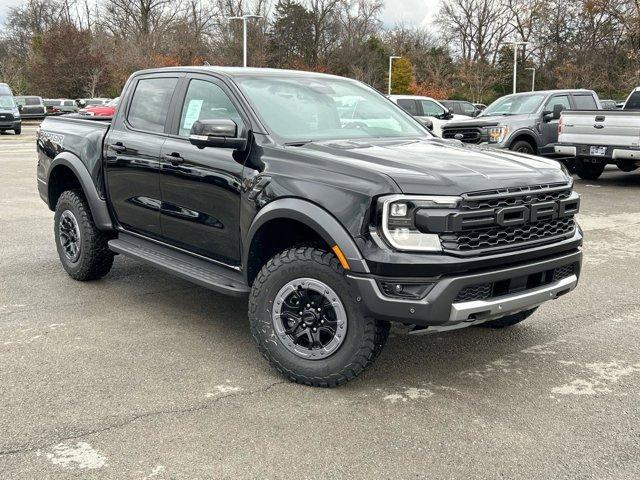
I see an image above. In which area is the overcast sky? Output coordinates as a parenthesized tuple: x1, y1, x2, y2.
(0, 0, 440, 26)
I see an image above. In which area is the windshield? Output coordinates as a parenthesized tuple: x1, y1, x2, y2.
(235, 75, 426, 142)
(0, 95, 15, 108)
(481, 93, 545, 116)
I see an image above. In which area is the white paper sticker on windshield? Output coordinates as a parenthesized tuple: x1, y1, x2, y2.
(183, 99, 203, 130)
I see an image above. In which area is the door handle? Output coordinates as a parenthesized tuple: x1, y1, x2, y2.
(163, 152, 184, 166)
(109, 142, 126, 153)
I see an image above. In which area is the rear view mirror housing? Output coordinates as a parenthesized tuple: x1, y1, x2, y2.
(189, 119, 247, 150)
(544, 104, 564, 122)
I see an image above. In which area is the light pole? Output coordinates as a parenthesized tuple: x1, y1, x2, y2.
(388, 56, 401, 95)
(228, 14, 263, 67)
(503, 41, 530, 94)
(526, 67, 536, 92)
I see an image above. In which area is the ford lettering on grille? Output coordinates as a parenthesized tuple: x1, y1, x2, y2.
(449, 195, 580, 231)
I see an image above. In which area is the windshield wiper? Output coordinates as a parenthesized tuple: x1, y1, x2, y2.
(284, 140, 314, 147)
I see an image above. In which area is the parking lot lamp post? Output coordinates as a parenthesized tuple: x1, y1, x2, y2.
(526, 67, 536, 91)
(388, 56, 401, 95)
(228, 15, 263, 67)
(503, 41, 530, 94)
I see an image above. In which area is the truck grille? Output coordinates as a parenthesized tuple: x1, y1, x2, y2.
(413, 183, 579, 255)
(442, 127, 482, 144)
(0, 113, 15, 121)
(440, 217, 575, 252)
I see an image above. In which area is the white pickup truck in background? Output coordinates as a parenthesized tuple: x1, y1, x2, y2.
(555, 87, 640, 180)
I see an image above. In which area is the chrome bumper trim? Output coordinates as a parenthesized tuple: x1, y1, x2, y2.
(449, 274, 577, 322)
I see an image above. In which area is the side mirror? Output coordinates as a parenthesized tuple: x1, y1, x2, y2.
(544, 104, 564, 121)
(189, 119, 247, 150)
(417, 117, 433, 131)
(472, 110, 480, 117)
(446, 109, 455, 119)
(552, 104, 564, 120)
(17, 104, 23, 112)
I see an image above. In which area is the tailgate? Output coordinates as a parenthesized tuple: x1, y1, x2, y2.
(559, 111, 640, 147)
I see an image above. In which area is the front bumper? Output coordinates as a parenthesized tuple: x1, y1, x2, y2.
(0, 119, 20, 129)
(348, 249, 582, 328)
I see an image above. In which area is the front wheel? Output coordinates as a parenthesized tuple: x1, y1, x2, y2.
(575, 159, 605, 180)
(249, 247, 389, 387)
(54, 190, 114, 280)
(14, 127, 21, 135)
(509, 140, 535, 155)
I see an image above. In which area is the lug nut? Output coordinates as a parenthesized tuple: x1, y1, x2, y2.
(312, 328, 317, 332)
(302, 323, 307, 328)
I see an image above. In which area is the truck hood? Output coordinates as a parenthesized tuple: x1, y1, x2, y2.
(444, 114, 531, 129)
(298, 137, 569, 195)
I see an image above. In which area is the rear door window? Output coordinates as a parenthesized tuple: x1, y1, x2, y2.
(127, 77, 178, 133)
(624, 92, 640, 110)
(25, 97, 40, 106)
(396, 99, 418, 116)
(572, 94, 597, 110)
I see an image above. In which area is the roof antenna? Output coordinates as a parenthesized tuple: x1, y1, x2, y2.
(203, 61, 210, 66)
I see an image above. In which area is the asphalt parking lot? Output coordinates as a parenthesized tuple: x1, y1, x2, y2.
(1, 122, 639, 479)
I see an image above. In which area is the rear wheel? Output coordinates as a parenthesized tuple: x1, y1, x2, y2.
(575, 159, 605, 180)
(478, 308, 538, 329)
(54, 190, 114, 280)
(510, 140, 535, 155)
(249, 247, 389, 387)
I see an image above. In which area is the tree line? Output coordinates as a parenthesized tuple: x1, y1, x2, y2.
(0, 0, 639, 103)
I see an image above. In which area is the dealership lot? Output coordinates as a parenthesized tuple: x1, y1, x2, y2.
(1, 124, 639, 479)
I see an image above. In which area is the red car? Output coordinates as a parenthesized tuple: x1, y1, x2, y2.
(79, 97, 119, 117)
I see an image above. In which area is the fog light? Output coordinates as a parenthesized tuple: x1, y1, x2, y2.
(378, 281, 435, 299)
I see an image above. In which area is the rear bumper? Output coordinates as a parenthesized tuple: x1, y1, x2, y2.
(555, 143, 640, 162)
(348, 249, 582, 328)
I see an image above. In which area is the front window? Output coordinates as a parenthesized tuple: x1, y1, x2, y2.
(482, 93, 545, 116)
(625, 91, 640, 110)
(420, 100, 446, 117)
(24, 97, 41, 106)
(235, 75, 425, 143)
(0, 95, 16, 108)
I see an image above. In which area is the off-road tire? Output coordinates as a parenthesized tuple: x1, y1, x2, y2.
(249, 247, 390, 387)
(54, 190, 114, 280)
(14, 127, 21, 135)
(575, 160, 605, 180)
(478, 308, 538, 329)
(510, 140, 535, 155)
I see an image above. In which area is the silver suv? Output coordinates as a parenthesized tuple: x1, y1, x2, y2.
(441, 90, 601, 156)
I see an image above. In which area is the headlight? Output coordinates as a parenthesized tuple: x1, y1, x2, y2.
(379, 195, 461, 252)
(487, 126, 508, 143)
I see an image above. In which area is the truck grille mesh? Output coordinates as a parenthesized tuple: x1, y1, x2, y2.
(454, 283, 492, 302)
(442, 128, 482, 143)
(441, 217, 575, 252)
(462, 187, 572, 211)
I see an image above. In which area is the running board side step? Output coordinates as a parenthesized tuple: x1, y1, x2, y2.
(108, 233, 250, 297)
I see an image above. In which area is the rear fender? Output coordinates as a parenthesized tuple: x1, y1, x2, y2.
(47, 152, 113, 230)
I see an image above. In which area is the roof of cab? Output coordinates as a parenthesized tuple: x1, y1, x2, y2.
(133, 66, 353, 81)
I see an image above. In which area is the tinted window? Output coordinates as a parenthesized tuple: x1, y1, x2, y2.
(420, 100, 446, 117)
(178, 79, 243, 137)
(397, 99, 418, 116)
(625, 92, 640, 110)
(63, 100, 74, 106)
(128, 77, 178, 133)
(573, 94, 597, 110)
(44, 100, 59, 107)
(460, 102, 476, 115)
(544, 95, 571, 112)
(25, 97, 41, 106)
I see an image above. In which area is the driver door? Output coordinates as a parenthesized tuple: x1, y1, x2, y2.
(539, 94, 571, 155)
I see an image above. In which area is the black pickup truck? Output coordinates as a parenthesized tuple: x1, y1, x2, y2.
(37, 67, 582, 387)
